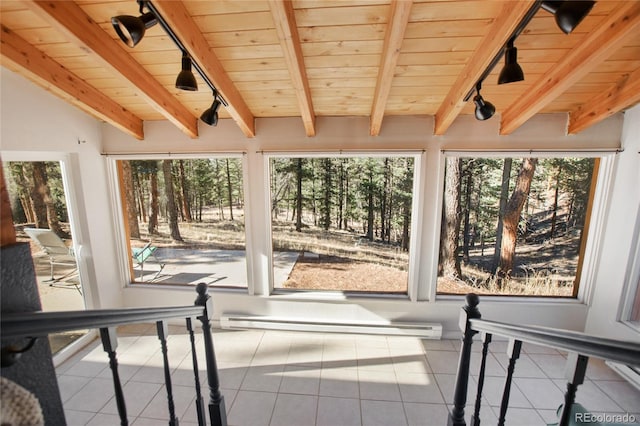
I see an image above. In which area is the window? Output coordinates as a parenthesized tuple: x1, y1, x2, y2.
(116, 157, 247, 288)
(3, 160, 87, 353)
(436, 156, 597, 297)
(269, 155, 416, 294)
(620, 208, 640, 329)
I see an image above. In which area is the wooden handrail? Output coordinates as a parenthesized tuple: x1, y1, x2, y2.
(469, 318, 640, 367)
(0, 305, 204, 339)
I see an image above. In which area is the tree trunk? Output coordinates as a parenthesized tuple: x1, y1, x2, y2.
(550, 164, 562, 238)
(380, 158, 390, 243)
(29, 162, 48, 229)
(28, 163, 61, 235)
(337, 160, 345, 230)
(162, 160, 183, 241)
(321, 159, 332, 230)
(386, 160, 393, 244)
(311, 160, 317, 226)
(121, 161, 140, 239)
(498, 158, 538, 279)
(366, 168, 375, 241)
(11, 163, 35, 223)
(439, 157, 462, 279)
(295, 158, 303, 232)
(179, 160, 192, 222)
(462, 160, 473, 262)
(492, 158, 512, 274)
(44, 184, 64, 237)
(225, 159, 234, 221)
(148, 166, 159, 234)
(343, 167, 350, 230)
(215, 160, 225, 220)
(134, 171, 147, 223)
(400, 158, 412, 252)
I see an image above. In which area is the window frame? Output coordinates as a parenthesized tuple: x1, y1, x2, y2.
(618, 202, 640, 331)
(262, 150, 425, 301)
(433, 150, 617, 303)
(106, 152, 252, 292)
(1, 151, 96, 307)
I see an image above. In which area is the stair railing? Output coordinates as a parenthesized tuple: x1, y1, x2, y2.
(1, 283, 226, 426)
(448, 293, 640, 426)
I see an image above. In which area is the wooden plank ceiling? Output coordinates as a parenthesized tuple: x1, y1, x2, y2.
(1, 0, 639, 140)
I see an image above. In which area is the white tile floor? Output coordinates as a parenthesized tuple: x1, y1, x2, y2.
(56, 324, 640, 426)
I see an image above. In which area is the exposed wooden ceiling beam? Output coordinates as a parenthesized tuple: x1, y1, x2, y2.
(434, 1, 536, 135)
(370, 0, 413, 136)
(25, 0, 198, 139)
(152, 1, 256, 138)
(269, 0, 315, 137)
(568, 66, 640, 134)
(0, 24, 144, 140)
(501, 2, 640, 135)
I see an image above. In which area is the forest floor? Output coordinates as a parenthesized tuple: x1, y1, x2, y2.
(438, 231, 581, 297)
(18, 206, 580, 296)
(129, 213, 580, 295)
(275, 221, 580, 296)
(133, 213, 410, 293)
(282, 254, 408, 292)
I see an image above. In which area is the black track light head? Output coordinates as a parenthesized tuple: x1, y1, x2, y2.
(201, 95, 222, 126)
(176, 53, 198, 91)
(473, 83, 496, 121)
(498, 39, 525, 85)
(541, 1, 595, 34)
(111, 11, 157, 47)
(474, 94, 495, 121)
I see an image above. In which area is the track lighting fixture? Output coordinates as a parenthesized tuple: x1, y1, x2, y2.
(473, 82, 495, 121)
(201, 92, 222, 126)
(541, 1, 595, 34)
(175, 52, 198, 91)
(498, 38, 524, 85)
(113, 1, 229, 127)
(111, 2, 157, 48)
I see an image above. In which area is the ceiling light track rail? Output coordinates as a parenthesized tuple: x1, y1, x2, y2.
(463, 0, 543, 103)
(111, 0, 228, 127)
(464, 0, 595, 121)
(142, 1, 228, 108)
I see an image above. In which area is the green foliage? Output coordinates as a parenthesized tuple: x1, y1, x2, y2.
(123, 158, 245, 225)
(438, 156, 596, 294)
(4, 161, 68, 224)
(456, 157, 594, 243)
(45, 162, 68, 222)
(270, 156, 415, 246)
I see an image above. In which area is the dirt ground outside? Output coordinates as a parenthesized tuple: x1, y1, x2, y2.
(16, 206, 580, 299)
(280, 255, 408, 293)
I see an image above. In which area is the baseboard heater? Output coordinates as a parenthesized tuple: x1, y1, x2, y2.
(219, 314, 442, 339)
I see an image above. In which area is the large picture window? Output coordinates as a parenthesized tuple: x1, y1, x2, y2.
(269, 155, 416, 294)
(3, 160, 87, 352)
(620, 209, 640, 328)
(437, 156, 597, 297)
(116, 157, 247, 288)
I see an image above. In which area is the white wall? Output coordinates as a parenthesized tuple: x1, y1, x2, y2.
(1, 68, 122, 309)
(100, 100, 623, 338)
(584, 104, 640, 340)
(3, 65, 635, 338)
